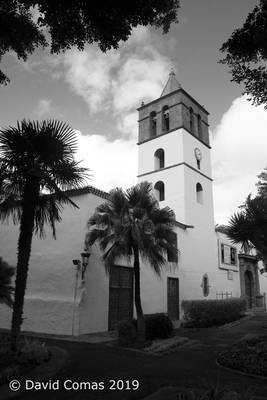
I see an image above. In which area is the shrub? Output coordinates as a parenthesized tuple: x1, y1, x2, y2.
(0, 337, 50, 386)
(117, 319, 137, 347)
(118, 313, 173, 346)
(15, 338, 50, 366)
(0, 365, 20, 386)
(0, 337, 50, 367)
(145, 313, 173, 340)
(182, 298, 247, 328)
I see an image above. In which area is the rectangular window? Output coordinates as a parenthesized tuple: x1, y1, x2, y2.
(167, 232, 178, 263)
(221, 243, 237, 265)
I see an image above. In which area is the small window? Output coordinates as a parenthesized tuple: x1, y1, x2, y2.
(197, 114, 202, 139)
(202, 274, 209, 297)
(196, 183, 203, 204)
(150, 111, 157, 137)
(154, 148, 165, 170)
(221, 243, 237, 265)
(167, 231, 178, 263)
(189, 107, 194, 132)
(197, 159, 201, 170)
(154, 181, 165, 201)
(162, 105, 169, 132)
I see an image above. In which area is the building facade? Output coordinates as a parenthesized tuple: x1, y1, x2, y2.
(0, 72, 266, 335)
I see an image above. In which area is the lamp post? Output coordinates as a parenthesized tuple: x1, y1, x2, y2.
(71, 252, 90, 336)
(81, 251, 90, 281)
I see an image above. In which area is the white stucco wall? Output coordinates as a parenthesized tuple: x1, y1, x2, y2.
(0, 191, 106, 335)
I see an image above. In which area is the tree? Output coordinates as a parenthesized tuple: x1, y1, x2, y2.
(256, 166, 267, 197)
(225, 195, 267, 268)
(0, 257, 15, 307)
(85, 181, 178, 346)
(0, 0, 180, 84)
(0, 119, 88, 350)
(220, 0, 267, 107)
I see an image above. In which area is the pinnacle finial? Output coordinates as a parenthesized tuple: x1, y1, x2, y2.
(170, 67, 175, 76)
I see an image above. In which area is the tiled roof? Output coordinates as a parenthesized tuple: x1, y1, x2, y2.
(66, 186, 194, 229)
(64, 185, 109, 200)
(215, 224, 228, 233)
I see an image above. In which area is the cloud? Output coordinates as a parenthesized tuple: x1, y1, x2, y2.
(212, 96, 267, 224)
(58, 27, 172, 138)
(75, 131, 137, 192)
(35, 98, 52, 117)
(62, 49, 120, 113)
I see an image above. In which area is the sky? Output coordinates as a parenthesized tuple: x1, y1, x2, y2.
(0, 0, 266, 225)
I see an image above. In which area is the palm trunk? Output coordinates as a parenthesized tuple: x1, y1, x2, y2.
(133, 245, 145, 347)
(11, 180, 38, 351)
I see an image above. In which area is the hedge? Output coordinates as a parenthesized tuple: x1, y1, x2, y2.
(182, 298, 247, 328)
(118, 313, 173, 346)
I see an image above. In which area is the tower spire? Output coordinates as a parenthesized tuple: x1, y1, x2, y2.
(161, 69, 181, 97)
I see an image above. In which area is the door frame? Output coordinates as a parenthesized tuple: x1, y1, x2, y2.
(108, 265, 133, 330)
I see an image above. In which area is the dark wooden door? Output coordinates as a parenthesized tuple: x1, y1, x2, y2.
(167, 277, 179, 320)
(245, 271, 253, 308)
(108, 266, 133, 330)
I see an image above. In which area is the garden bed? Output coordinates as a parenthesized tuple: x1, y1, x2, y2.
(0, 334, 51, 386)
(217, 335, 267, 377)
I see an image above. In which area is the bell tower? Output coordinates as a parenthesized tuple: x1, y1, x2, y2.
(137, 70, 215, 230)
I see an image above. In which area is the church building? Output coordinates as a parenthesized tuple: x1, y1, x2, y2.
(0, 72, 266, 336)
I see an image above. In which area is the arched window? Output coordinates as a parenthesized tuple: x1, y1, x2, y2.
(162, 105, 169, 132)
(189, 107, 194, 132)
(154, 149, 165, 170)
(150, 111, 157, 137)
(197, 114, 202, 139)
(154, 181, 165, 201)
(202, 274, 209, 297)
(196, 183, 203, 204)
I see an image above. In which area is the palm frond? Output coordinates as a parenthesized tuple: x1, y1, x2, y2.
(0, 257, 15, 307)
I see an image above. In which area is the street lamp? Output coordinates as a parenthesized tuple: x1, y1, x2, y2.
(81, 251, 90, 281)
(71, 252, 90, 336)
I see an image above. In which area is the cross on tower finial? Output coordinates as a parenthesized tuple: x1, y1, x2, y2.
(169, 58, 177, 75)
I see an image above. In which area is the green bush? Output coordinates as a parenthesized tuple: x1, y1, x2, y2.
(117, 319, 137, 347)
(15, 338, 50, 366)
(0, 337, 50, 367)
(145, 313, 173, 340)
(182, 298, 247, 328)
(0, 337, 50, 386)
(118, 313, 173, 346)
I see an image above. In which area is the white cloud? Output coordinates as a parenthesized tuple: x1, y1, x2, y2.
(62, 49, 120, 113)
(75, 131, 137, 192)
(35, 98, 52, 117)
(212, 96, 267, 224)
(58, 27, 172, 138)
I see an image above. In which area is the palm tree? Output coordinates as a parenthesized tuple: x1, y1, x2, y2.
(86, 181, 178, 346)
(0, 257, 15, 307)
(0, 119, 88, 350)
(225, 195, 267, 266)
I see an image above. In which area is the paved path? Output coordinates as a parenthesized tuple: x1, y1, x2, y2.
(13, 313, 267, 400)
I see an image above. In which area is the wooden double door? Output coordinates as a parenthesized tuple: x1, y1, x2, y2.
(108, 266, 133, 330)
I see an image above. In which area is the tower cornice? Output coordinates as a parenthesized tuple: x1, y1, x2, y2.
(137, 88, 209, 115)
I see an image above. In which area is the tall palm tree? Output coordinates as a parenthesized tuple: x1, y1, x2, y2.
(0, 120, 88, 350)
(86, 181, 178, 346)
(0, 257, 15, 307)
(225, 195, 267, 266)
